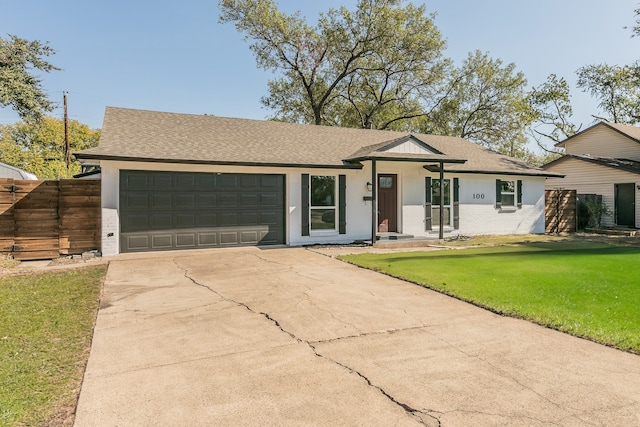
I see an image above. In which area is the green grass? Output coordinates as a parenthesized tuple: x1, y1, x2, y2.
(340, 241, 640, 353)
(0, 266, 107, 427)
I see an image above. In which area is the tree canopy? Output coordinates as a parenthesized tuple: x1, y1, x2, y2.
(421, 51, 535, 157)
(0, 117, 100, 179)
(220, 0, 449, 129)
(576, 63, 640, 125)
(0, 35, 59, 123)
(220, 1, 640, 163)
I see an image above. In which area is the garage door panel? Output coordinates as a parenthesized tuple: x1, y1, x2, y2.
(240, 230, 259, 244)
(218, 194, 238, 207)
(219, 231, 239, 245)
(152, 213, 172, 228)
(198, 213, 217, 227)
(196, 194, 217, 208)
(198, 232, 217, 246)
(240, 212, 258, 225)
(260, 193, 279, 206)
(218, 212, 238, 226)
(241, 175, 258, 187)
(173, 194, 195, 208)
(175, 174, 196, 188)
(120, 171, 285, 252)
(176, 233, 196, 247)
(151, 174, 172, 189)
(125, 193, 149, 209)
(260, 228, 281, 244)
(240, 194, 258, 207)
(196, 174, 216, 187)
(260, 212, 280, 225)
(121, 214, 149, 232)
(123, 173, 150, 190)
(175, 213, 196, 228)
(125, 235, 150, 250)
(151, 234, 173, 249)
(260, 175, 279, 187)
(217, 175, 238, 187)
(151, 194, 172, 209)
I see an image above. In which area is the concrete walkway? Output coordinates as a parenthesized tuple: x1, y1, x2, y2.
(75, 247, 640, 426)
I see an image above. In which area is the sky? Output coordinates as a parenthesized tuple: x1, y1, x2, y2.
(1, 0, 638, 146)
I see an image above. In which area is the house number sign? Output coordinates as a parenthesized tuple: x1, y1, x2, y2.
(473, 193, 485, 199)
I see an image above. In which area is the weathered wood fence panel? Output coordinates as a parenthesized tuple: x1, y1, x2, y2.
(545, 189, 577, 234)
(0, 178, 101, 260)
(59, 179, 101, 255)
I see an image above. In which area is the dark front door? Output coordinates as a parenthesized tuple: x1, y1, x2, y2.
(378, 174, 397, 232)
(615, 183, 635, 227)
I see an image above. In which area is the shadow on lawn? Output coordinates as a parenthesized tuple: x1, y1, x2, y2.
(375, 241, 640, 263)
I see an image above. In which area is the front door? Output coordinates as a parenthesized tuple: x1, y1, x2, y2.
(378, 174, 397, 232)
(615, 183, 635, 227)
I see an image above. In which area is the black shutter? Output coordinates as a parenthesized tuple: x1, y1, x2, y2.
(517, 180, 523, 208)
(425, 177, 432, 231)
(495, 179, 502, 209)
(338, 175, 346, 234)
(453, 177, 460, 229)
(301, 174, 310, 236)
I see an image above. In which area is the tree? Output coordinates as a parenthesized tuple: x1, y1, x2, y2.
(0, 35, 59, 123)
(421, 51, 536, 158)
(219, 0, 448, 128)
(0, 117, 100, 179)
(528, 74, 579, 153)
(576, 63, 640, 125)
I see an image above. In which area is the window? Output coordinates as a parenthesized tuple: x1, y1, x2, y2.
(500, 180, 515, 207)
(432, 179, 451, 226)
(310, 175, 336, 230)
(379, 176, 393, 188)
(496, 179, 522, 209)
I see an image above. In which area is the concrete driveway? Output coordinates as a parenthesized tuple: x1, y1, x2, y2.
(75, 247, 640, 426)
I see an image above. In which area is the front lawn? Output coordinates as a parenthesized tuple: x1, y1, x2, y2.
(0, 266, 107, 426)
(340, 241, 640, 353)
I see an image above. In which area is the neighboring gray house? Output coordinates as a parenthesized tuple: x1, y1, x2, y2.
(76, 107, 560, 255)
(0, 162, 37, 180)
(544, 122, 640, 228)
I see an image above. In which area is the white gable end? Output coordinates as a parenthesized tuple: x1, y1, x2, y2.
(383, 138, 437, 155)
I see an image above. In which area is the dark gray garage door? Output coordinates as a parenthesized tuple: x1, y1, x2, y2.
(120, 170, 285, 253)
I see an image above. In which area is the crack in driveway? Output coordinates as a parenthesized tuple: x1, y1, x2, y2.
(174, 258, 439, 426)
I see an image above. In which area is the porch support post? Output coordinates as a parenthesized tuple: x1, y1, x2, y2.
(439, 161, 444, 240)
(371, 159, 377, 245)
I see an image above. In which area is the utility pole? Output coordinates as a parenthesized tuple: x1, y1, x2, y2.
(63, 91, 70, 168)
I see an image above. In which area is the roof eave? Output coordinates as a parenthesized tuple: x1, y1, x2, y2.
(346, 155, 467, 164)
(74, 153, 364, 170)
(427, 167, 564, 178)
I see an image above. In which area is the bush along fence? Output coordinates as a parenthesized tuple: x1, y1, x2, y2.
(545, 189, 577, 234)
(0, 178, 100, 260)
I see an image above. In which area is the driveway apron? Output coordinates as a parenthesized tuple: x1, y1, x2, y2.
(74, 247, 640, 426)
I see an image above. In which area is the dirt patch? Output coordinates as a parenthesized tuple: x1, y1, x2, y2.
(0, 253, 107, 278)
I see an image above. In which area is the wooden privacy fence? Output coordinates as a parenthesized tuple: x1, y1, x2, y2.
(0, 178, 100, 260)
(545, 189, 577, 234)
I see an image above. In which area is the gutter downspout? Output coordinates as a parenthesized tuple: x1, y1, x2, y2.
(439, 161, 444, 240)
(371, 160, 377, 245)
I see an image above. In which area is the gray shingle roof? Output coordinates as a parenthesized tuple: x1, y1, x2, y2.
(76, 107, 556, 176)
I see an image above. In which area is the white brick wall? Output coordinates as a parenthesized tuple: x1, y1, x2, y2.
(98, 160, 547, 254)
